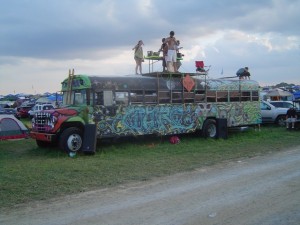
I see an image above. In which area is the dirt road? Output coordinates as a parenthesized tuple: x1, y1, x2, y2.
(1, 148, 300, 225)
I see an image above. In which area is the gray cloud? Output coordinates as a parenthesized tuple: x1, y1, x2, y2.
(0, 0, 299, 94)
(2, 0, 299, 58)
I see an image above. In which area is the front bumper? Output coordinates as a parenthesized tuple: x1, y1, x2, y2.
(30, 132, 57, 142)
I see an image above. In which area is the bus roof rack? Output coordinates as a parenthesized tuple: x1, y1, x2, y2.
(142, 72, 207, 78)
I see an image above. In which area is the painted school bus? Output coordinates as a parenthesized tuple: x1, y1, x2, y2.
(30, 72, 261, 153)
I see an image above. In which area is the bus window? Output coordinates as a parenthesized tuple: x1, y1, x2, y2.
(217, 91, 228, 102)
(158, 91, 170, 104)
(95, 92, 104, 105)
(74, 90, 87, 105)
(62, 91, 71, 105)
(195, 90, 205, 103)
(115, 91, 128, 105)
(184, 92, 195, 103)
(252, 91, 259, 101)
(206, 91, 216, 102)
(172, 91, 182, 103)
(144, 90, 157, 104)
(130, 90, 144, 104)
(241, 91, 251, 101)
(229, 91, 240, 102)
(103, 91, 114, 106)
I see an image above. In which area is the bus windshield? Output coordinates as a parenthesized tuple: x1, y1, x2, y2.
(62, 89, 88, 105)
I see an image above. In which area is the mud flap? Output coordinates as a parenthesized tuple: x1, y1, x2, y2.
(216, 118, 228, 139)
(82, 124, 97, 153)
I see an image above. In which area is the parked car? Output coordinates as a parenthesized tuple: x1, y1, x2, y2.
(269, 101, 294, 109)
(269, 100, 300, 118)
(0, 105, 19, 119)
(260, 100, 288, 126)
(28, 104, 55, 118)
(16, 105, 34, 118)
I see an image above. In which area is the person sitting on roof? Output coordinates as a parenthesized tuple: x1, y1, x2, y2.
(236, 67, 250, 80)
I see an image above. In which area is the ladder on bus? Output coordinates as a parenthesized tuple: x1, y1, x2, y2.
(66, 69, 74, 104)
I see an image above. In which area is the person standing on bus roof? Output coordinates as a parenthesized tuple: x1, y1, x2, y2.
(164, 31, 178, 72)
(175, 40, 183, 71)
(158, 38, 168, 72)
(132, 40, 144, 75)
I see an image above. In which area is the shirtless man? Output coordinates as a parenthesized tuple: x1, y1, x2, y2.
(164, 31, 178, 72)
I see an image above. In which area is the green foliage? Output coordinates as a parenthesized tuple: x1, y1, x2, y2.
(0, 126, 300, 209)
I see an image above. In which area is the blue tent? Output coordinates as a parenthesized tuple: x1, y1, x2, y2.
(293, 91, 300, 100)
(47, 94, 63, 102)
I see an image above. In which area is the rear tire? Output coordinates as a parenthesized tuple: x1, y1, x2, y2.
(59, 127, 83, 153)
(202, 119, 217, 138)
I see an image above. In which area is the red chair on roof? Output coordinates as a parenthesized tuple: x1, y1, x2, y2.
(195, 61, 206, 73)
(195, 61, 204, 68)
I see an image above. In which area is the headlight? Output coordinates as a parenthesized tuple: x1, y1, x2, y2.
(51, 115, 58, 124)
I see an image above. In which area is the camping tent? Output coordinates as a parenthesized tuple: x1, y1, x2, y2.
(293, 91, 300, 100)
(47, 94, 63, 102)
(266, 89, 293, 101)
(36, 97, 53, 104)
(0, 115, 29, 140)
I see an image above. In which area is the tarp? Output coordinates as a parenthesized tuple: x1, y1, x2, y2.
(47, 94, 63, 102)
(293, 91, 300, 100)
(266, 89, 292, 97)
(0, 115, 29, 140)
(36, 97, 53, 104)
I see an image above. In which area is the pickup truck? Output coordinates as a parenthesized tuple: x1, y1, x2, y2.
(260, 100, 288, 126)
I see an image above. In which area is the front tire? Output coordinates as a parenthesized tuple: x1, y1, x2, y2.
(59, 127, 83, 153)
(202, 119, 217, 138)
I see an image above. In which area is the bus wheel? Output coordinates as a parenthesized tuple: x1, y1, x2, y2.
(202, 119, 217, 138)
(59, 127, 83, 153)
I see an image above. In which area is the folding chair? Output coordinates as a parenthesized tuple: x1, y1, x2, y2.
(195, 61, 205, 72)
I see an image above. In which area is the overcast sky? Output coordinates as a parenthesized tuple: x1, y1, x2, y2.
(0, 0, 299, 95)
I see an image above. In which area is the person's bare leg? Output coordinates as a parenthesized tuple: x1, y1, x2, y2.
(173, 62, 177, 72)
(167, 61, 172, 72)
(139, 63, 142, 74)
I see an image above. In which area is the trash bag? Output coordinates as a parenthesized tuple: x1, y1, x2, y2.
(169, 136, 180, 144)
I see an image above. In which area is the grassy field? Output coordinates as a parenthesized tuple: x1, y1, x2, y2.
(1, 125, 300, 209)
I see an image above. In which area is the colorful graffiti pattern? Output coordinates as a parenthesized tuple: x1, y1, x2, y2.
(204, 79, 259, 91)
(94, 102, 261, 137)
